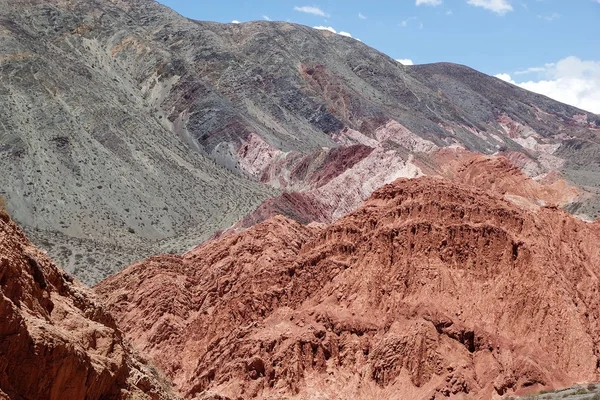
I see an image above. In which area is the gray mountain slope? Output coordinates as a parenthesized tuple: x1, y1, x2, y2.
(0, 0, 598, 283)
(0, 0, 275, 283)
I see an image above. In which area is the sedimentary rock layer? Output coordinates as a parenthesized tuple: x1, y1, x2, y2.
(97, 177, 600, 399)
(0, 211, 178, 400)
(1, 0, 599, 283)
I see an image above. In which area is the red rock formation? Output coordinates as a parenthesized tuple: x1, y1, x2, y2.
(0, 212, 177, 400)
(96, 177, 600, 399)
(220, 149, 579, 240)
(430, 148, 580, 208)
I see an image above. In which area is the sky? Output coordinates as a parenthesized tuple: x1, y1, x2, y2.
(156, 0, 600, 113)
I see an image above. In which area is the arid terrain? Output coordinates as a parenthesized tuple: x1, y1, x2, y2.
(97, 172, 600, 399)
(0, 209, 178, 399)
(1, 0, 600, 399)
(1, 0, 599, 284)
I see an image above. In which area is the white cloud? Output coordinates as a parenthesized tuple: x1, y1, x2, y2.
(294, 6, 329, 17)
(313, 26, 360, 41)
(359, 12, 367, 19)
(538, 12, 560, 21)
(494, 73, 514, 82)
(495, 56, 600, 114)
(514, 65, 552, 75)
(263, 15, 272, 21)
(313, 26, 336, 33)
(466, 0, 513, 15)
(396, 59, 415, 65)
(416, 0, 443, 6)
(231, 20, 240, 24)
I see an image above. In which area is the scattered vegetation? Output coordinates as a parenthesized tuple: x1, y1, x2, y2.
(573, 388, 589, 396)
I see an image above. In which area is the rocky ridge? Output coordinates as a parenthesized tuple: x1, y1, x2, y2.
(217, 150, 580, 238)
(1, 0, 599, 283)
(0, 209, 179, 400)
(96, 175, 600, 399)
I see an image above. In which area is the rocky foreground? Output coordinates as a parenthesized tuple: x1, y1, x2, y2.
(96, 172, 600, 399)
(0, 209, 178, 400)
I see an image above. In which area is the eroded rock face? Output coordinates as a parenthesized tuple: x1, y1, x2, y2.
(96, 177, 600, 399)
(0, 213, 178, 400)
(218, 151, 580, 239)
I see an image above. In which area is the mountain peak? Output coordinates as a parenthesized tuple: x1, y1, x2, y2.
(1, 0, 598, 285)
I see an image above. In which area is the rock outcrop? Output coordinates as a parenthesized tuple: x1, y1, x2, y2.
(217, 151, 580, 238)
(1, 0, 600, 283)
(96, 177, 600, 399)
(0, 212, 178, 400)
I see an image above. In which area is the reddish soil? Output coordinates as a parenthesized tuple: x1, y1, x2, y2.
(304, 144, 374, 189)
(222, 149, 579, 240)
(430, 149, 579, 208)
(96, 177, 600, 399)
(0, 213, 176, 400)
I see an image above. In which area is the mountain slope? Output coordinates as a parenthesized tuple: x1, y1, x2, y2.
(0, 0, 275, 283)
(0, 211, 178, 400)
(96, 176, 600, 399)
(1, 0, 598, 283)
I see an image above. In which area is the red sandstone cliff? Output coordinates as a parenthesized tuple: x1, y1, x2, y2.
(96, 177, 600, 399)
(0, 211, 178, 400)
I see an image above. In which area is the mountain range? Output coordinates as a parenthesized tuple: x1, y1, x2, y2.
(1, 0, 599, 398)
(1, 0, 598, 284)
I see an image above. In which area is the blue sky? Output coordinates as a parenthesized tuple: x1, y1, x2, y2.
(156, 0, 600, 113)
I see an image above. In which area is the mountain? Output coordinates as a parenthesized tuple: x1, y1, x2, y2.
(2, 1, 600, 397)
(0, 0, 275, 284)
(0, 210, 178, 399)
(1, 0, 599, 284)
(96, 173, 600, 399)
